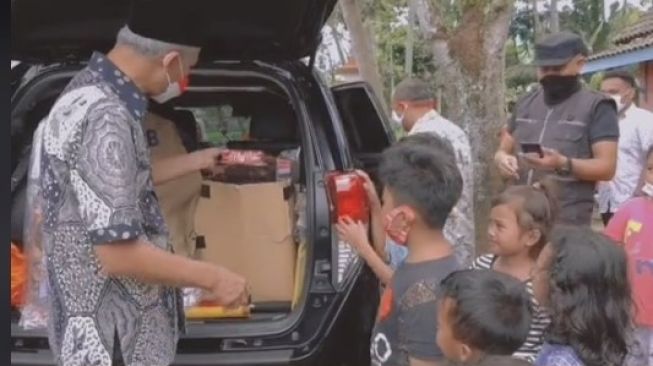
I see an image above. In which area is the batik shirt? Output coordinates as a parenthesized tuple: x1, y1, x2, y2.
(408, 110, 476, 267)
(31, 52, 183, 366)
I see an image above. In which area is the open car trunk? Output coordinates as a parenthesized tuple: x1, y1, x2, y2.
(11, 0, 337, 63)
(10, 65, 313, 347)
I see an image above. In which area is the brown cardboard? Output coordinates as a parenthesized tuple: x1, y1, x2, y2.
(195, 181, 296, 302)
(145, 113, 202, 258)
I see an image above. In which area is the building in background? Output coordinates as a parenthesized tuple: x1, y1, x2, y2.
(584, 11, 653, 111)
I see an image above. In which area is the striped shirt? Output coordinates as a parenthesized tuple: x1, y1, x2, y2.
(472, 254, 551, 363)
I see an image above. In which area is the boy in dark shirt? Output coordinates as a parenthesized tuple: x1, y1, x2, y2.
(368, 133, 462, 366)
(436, 270, 533, 365)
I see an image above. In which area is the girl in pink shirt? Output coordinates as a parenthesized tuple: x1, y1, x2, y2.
(605, 146, 653, 366)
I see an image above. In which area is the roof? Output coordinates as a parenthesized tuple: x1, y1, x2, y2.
(584, 10, 653, 70)
(589, 33, 653, 61)
(613, 10, 653, 45)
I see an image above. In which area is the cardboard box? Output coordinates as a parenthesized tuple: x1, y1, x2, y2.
(195, 181, 296, 302)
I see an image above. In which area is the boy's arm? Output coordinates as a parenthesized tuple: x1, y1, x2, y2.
(369, 205, 388, 261)
(357, 242, 394, 285)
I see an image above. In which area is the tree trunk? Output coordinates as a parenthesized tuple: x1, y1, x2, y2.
(550, 0, 560, 33)
(533, 0, 543, 41)
(413, 0, 515, 249)
(405, 0, 416, 77)
(340, 0, 388, 112)
(327, 16, 347, 65)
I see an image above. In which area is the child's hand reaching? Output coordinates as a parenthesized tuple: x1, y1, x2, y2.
(336, 216, 370, 254)
(355, 170, 381, 211)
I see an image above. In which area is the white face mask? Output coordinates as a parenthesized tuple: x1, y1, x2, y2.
(391, 110, 404, 127)
(152, 57, 187, 104)
(611, 94, 626, 113)
(642, 182, 653, 197)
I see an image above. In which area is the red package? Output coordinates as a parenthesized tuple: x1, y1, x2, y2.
(327, 172, 370, 223)
(218, 150, 266, 167)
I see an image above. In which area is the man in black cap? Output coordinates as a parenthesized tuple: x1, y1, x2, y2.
(24, 1, 248, 365)
(494, 31, 619, 226)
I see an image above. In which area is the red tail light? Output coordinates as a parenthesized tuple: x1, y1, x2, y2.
(326, 171, 370, 223)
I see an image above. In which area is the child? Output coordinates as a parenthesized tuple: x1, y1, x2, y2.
(338, 133, 461, 285)
(605, 146, 653, 366)
(471, 180, 557, 362)
(339, 133, 462, 366)
(436, 269, 533, 365)
(532, 226, 633, 366)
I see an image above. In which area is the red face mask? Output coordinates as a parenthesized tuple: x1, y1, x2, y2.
(383, 208, 411, 246)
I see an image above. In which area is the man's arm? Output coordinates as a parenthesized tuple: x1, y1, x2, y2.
(152, 148, 222, 185)
(524, 141, 617, 182)
(74, 112, 245, 305)
(497, 125, 516, 155)
(524, 101, 619, 181)
(574, 100, 619, 181)
(569, 140, 618, 181)
(494, 127, 520, 179)
(95, 239, 222, 289)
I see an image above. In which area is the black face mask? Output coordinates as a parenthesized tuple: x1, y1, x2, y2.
(539, 75, 581, 104)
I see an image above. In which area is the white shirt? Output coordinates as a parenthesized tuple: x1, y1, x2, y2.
(598, 104, 653, 213)
(408, 110, 476, 267)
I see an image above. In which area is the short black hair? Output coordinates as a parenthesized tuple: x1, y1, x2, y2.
(603, 69, 637, 88)
(379, 133, 462, 229)
(437, 269, 532, 355)
(393, 78, 434, 102)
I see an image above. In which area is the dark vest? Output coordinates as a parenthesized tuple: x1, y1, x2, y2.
(512, 87, 613, 226)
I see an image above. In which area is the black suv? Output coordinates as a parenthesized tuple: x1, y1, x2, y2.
(10, 0, 396, 365)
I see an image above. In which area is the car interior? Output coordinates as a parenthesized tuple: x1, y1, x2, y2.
(10, 71, 312, 330)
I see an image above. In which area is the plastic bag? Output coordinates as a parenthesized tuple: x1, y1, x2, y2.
(19, 122, 50, 330)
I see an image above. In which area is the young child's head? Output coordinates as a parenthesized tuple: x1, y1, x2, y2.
(488, 179, 558, 259)
(436, 269, 532, 363)
(531, 226, 633, 366)
(378, 133, 462, 241)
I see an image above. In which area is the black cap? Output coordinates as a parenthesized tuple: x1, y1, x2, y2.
(534, 31, 589, 67)
(127, 0, 206, 48)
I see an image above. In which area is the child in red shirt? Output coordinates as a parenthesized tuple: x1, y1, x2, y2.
(605, 146, 653, 366)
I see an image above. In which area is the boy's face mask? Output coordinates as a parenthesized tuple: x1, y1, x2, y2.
(383, 207, 414, 246)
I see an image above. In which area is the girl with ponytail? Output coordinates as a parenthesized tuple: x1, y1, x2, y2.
(471, 178, 559, 362)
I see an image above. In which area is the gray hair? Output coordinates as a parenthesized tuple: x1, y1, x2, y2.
(115, 26, 200, 61)
(393, 78, 433, 102)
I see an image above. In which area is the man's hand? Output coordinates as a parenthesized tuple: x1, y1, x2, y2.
(204, 266, 249, 308)
(192, 148, 225, 171)
(355, 170, 381, 211)
(495, 151, 520, 179)
(336, 216, 370, 254)
(522, 148, 566, 172)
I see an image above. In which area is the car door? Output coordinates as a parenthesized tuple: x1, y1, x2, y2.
(331, 81, 396, 174)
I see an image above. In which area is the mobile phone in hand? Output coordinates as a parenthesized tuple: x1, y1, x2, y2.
(521, 143, 544, 158)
